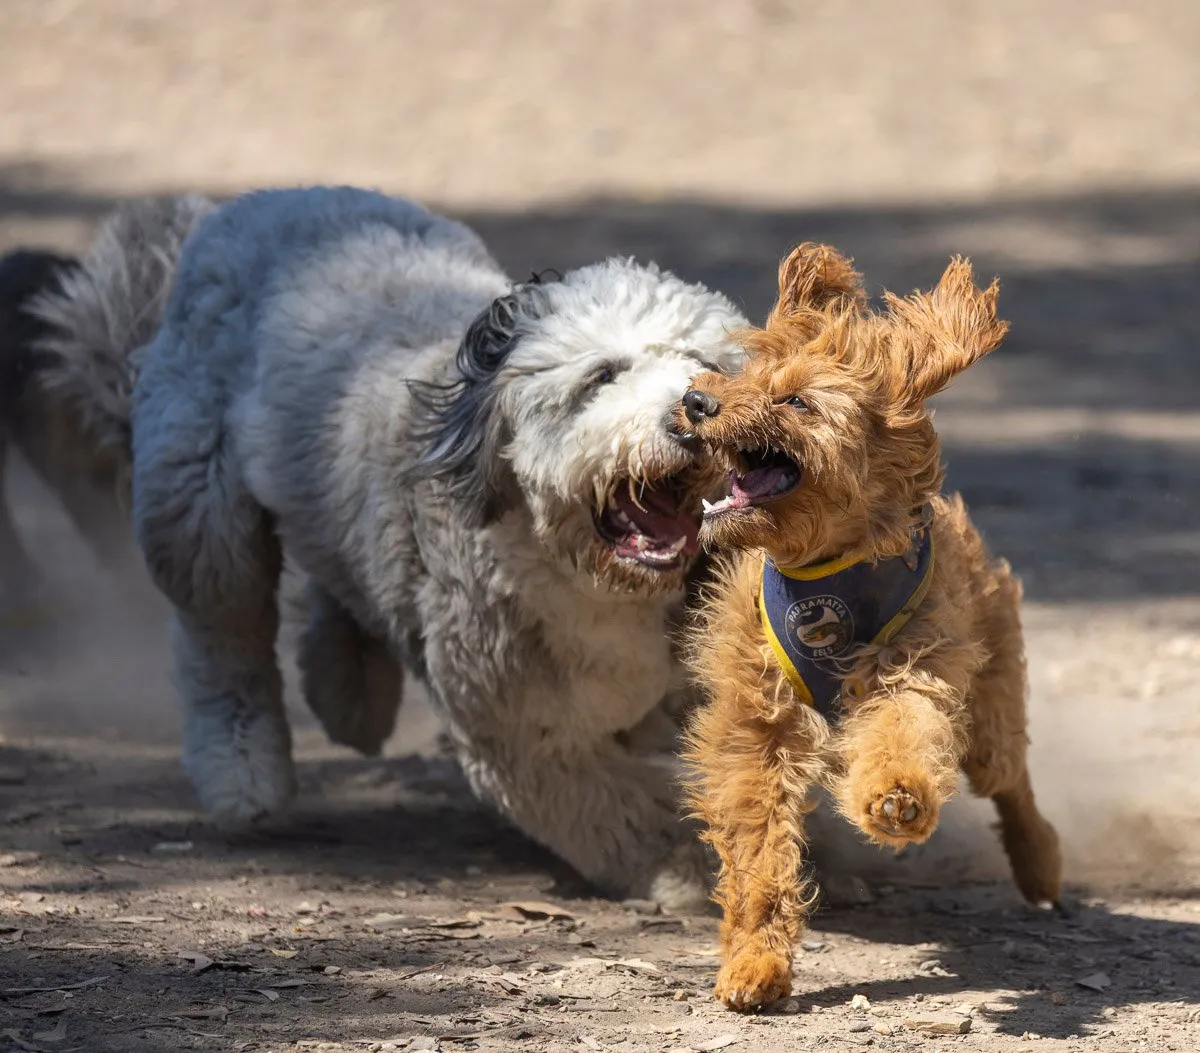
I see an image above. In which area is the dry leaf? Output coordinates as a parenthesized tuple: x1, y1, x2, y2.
(562, 956, 609, 971)
(177, 951, 214, 973)
(30, 1018, 67, 1044)
(1, 1029, 46, 1053)
(270, 949, 299, 959)
(426, 918, 482, 930)
(2, 976, 107, 997)
(639, 917, 684, 932)
(176, 1005, 230, 1023)
(363, 913, 422, 930)
(1075, 972, 1112, 992)
(612, 958, 660, 974)
(262, 978, 310, 988)
(254, 989, 280, 1002)
(499, 901, 575, 922)
(151, 841, 194, 854)
(694, 1034, 741, 1051)
(902, 1014, 972, 1036)
(495, 973, 524, 994)
(111, 916, 166, 925)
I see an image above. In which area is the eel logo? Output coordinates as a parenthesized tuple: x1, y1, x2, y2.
(785, 595, 854, 659)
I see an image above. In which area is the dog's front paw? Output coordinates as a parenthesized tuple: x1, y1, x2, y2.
(848, 769, 943, 848)
(714, 944, 792, 1011)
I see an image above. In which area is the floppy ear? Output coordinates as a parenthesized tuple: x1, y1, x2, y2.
(882, 256, 1010, 405)
(768, 242, 865, 323)
(409, 281, 552, 527)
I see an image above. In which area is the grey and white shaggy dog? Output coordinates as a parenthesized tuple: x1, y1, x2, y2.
(40, 186, 748, 907)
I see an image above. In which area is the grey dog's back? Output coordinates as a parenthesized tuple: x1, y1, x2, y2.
(155, 187, 504, 373)
(132, 187, 513, 634)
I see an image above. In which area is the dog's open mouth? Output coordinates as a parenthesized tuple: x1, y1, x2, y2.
(702, 445, 803, 517)
(594, 480, 701, 568)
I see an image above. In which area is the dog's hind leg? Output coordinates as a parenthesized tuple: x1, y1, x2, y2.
(298, 582, 403, 756)
(134, 389, 294, 826)
(170, 601, 294, 824)
(0, 437, 43, 604)
(962, 567, 1062, 906)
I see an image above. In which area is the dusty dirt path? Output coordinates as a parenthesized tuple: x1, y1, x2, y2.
(3, 3, 1200, 1050)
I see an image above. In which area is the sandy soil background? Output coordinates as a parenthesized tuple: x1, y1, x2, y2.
(1, 2, 1199, 1051)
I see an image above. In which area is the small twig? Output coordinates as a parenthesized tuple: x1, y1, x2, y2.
(1, 977, 107, 999)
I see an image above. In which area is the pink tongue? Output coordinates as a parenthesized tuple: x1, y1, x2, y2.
(729, 467, 787, 503)
(615, 489, 700, 554)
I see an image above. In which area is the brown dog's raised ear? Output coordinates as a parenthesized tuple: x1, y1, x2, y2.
(881, 256, 1010, 405)
(768, 242, 865, 323)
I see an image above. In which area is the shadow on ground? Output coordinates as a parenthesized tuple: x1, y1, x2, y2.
(3, 168, 1199, 603)
(2, 744, 1197, 1044)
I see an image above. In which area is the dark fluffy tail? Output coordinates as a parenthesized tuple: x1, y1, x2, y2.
(0, 250, 81, 422)
(24, 193, 217, 468)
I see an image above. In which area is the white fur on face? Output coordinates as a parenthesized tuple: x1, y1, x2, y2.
(496, 259, 747, 577)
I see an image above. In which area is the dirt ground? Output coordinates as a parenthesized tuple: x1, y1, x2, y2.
(2, 2, 1200, 1051)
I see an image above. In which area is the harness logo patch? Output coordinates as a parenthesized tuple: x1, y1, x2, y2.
(785, 595, 854, 659)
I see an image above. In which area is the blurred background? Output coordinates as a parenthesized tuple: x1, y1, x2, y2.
(2, 0, 1199, 889)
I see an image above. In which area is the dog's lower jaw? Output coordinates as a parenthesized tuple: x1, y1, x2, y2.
(698, 505, 775, 553)
(578, 538, 694, 598)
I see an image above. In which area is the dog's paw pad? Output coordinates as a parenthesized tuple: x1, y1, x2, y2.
(867, 786, 929, 839)
(714, 949, 791, 1012)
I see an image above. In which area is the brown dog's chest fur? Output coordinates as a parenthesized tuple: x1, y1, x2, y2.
(694, 493, 1001, 780)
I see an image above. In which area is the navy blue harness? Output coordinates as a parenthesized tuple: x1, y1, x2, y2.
(758, 508, 935, 720)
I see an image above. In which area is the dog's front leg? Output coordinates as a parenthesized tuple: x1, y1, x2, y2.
(834, 683, 968, 849)
(685, 676, 827, 1012)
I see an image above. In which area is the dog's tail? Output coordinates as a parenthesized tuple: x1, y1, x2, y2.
(25, 193, 217, 466)
(0, 250, 82, 423)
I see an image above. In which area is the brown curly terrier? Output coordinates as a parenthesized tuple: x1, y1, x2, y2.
(676, 243, 1063, 1012)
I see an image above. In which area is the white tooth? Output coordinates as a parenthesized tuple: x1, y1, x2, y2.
(701, 498, 714, 512)
(669, 536, 687, 554)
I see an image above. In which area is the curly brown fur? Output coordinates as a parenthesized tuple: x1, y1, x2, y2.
(678, 243, 1062, 1011)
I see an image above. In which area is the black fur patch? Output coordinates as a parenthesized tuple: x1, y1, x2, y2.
(408, 275, 558, 526)
(0, 250, 80, 416)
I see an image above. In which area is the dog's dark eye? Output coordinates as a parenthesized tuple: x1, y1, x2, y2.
(784, 395, 809, 410)
(590, 363, 626, 388)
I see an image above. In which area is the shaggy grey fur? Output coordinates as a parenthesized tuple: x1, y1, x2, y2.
(59, 186, 749, 906)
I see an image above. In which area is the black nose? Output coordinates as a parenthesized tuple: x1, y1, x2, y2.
(682, 388, 721, 425)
